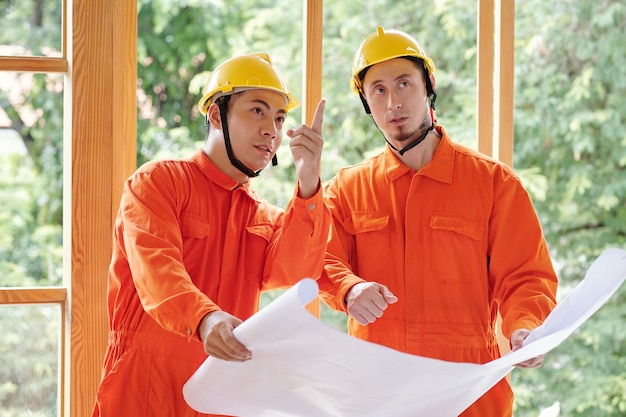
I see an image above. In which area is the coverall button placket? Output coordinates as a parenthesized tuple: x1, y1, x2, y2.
(405, 173, 425, 325)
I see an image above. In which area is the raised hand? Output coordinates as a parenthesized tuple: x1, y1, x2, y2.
(286, 99, 326, 198)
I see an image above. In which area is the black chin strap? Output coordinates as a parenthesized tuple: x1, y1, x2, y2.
(390, 122, 435, 155)
(216, 97, 277, 178)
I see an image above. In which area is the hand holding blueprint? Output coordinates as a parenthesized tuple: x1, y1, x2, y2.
(183, 248, 626, 417)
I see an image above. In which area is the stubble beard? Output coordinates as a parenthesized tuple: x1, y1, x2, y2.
(390, 117, 431, 144)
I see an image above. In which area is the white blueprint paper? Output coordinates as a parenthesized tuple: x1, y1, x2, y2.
(183, 248, 626, 417)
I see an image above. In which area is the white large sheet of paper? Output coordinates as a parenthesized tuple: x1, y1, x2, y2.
(183, 248, 626, 417)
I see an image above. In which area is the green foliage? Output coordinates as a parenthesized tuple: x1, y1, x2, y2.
(0, 305, 59, 417)
(0, 0, 62, 56)
(513, 1, 626, 415)
(136, 0, 239, 165)
(0, 153, 62, 287)
(516, 0, 626, 254)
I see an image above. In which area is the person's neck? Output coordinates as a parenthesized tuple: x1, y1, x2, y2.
(202, 142, 249, 187)
(393, 129, 441, 171)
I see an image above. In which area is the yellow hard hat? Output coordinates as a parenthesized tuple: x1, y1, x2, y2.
(351, 26, 436, 95)
(197, 53, 300, 115)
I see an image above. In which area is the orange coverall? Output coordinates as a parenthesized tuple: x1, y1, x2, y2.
(92, 149, 330, 417)
(319, 125, 558, 416)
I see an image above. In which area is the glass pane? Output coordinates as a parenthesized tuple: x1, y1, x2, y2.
(0, 304, 60, 417)
(0, 0, 63, 57)
(0, 72, 64, 287)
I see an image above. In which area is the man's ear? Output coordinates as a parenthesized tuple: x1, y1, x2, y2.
(429, 73, 437, 92)
(206, 102, 222, 130)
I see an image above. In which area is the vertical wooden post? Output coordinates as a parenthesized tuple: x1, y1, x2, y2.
(303, 0, 323, 317)
(494, 0, 516, 362)
(477, 0, 494, 157)
(67, 0, 137, 416)
(303, 0, 324, 126)
(495, 0, 515, 167)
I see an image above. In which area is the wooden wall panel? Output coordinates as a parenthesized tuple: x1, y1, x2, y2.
(68, 0, 137, 416)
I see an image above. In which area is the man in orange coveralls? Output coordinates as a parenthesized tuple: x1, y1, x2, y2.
(318, 27, 558, 416)
(92, 53, 330, 417)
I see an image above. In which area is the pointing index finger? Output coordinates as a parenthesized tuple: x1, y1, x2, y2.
(311, 99, 326, 134)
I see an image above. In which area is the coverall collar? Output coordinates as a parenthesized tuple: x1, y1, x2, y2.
(193, 149, 261, 202)
(383, 124, 454, 184)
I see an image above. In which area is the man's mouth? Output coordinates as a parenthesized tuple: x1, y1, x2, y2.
(389, 115, 407, 126)
(256, 144, 272, 155)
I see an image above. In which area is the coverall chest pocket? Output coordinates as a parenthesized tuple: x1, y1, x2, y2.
(180, 213, 211, 256)
(343, 212, 390, 280)
(429, 212, 486, 283)
(180, 214, 211, 239)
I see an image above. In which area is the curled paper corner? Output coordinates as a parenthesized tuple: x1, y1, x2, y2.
(296, 277, 319, 305)
(586, 247, 626, 277)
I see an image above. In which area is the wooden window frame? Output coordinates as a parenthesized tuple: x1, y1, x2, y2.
(0, 1, 137, 416)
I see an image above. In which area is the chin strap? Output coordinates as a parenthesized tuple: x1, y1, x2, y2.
(217, 97, 277, 178)
(391, 122, 434, 156)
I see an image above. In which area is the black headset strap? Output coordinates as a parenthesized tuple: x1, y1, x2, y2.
(396, 122, 434, 155)
(217, 97, 261, 178)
